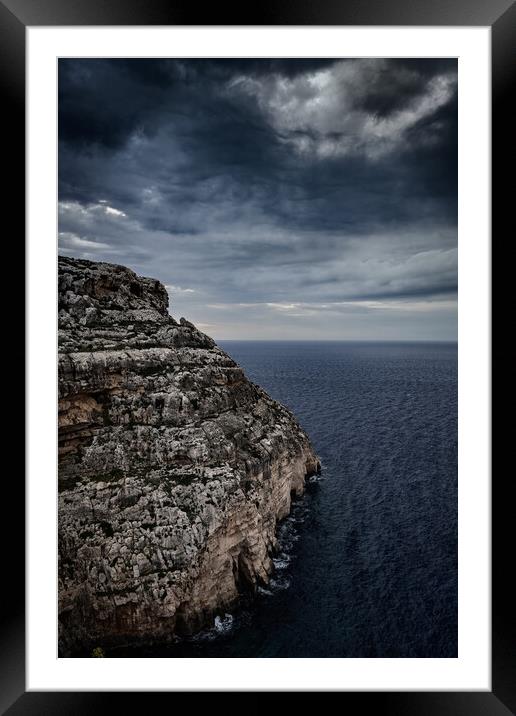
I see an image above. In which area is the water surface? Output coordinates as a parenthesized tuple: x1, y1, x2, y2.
(119, 340, 458, 658)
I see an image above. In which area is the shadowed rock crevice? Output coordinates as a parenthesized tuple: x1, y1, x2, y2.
(58, 256, 320, 655)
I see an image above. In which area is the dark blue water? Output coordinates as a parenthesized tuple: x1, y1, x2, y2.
(124, 341, 458, 658)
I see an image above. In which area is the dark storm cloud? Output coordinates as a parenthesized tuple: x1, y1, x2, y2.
(351, 58, 457, 117)
(58, 59, 336, 151)
(59, 58, 457, 226)
(58, 58, 457, 340)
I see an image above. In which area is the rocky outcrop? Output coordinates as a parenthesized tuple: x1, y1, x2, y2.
(58, 256, 320, 654)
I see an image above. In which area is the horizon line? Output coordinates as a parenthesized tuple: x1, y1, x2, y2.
(215, 338, 458, 344)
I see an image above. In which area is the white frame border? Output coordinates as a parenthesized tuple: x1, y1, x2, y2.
(27, 26, 490, 691)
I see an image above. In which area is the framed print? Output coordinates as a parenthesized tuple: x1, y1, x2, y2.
(3, 0, 514, 711)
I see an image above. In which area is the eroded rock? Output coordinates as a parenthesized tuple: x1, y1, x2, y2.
(58, 256, 320, 654)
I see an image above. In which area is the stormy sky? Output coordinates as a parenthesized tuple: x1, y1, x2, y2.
(58, 58, 457, 341)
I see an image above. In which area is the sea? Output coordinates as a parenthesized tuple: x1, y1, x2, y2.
(117, 340, 458, 658)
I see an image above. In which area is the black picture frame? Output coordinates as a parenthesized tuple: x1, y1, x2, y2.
(3, 0, 514, 712)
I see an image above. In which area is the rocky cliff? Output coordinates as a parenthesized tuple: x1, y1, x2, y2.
(58, 256, 320, 654)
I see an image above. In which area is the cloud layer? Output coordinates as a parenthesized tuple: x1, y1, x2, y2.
(58, 59, 457, 340)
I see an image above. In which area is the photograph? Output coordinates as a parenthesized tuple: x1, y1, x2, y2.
(57, 57, 458, 659)
(2, 0, 508, 706)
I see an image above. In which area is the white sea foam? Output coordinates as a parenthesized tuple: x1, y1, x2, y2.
(214, 613, 234, 634)
(257, 586, 273, 596)
(272, 554, 291, 570)
(269, 575, 291, 591)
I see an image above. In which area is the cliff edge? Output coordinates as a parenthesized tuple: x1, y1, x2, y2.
(58, 256, 320, 654)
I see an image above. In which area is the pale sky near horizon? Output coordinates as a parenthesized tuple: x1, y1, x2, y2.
(58, 58, 457, 341)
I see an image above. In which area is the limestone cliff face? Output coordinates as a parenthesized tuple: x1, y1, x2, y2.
(58, 256, 320, 654)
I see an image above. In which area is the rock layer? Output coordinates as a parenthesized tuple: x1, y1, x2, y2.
(58, 256, 320, 654)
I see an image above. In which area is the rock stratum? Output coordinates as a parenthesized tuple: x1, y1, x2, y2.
(58, 256, 320, 655)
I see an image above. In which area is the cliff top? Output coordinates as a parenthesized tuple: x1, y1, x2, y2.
(58, 255, 213, 354)
(58, 255, 170, 315)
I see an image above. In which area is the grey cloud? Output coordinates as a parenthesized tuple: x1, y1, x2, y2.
(58, 58, 457, 341)
(226, 59, 457, 161)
